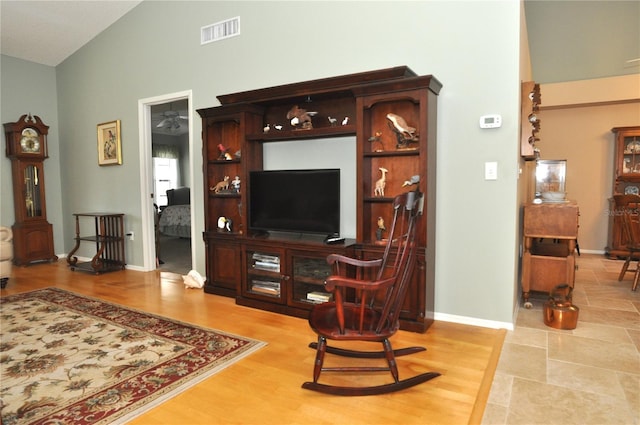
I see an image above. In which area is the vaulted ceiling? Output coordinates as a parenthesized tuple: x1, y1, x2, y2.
(1, 1, 638, 84)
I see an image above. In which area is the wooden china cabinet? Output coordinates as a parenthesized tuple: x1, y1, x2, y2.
(197, 66, 441, 332)
(607, 126, 640, 258)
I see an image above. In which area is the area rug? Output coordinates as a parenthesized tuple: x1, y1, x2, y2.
(0, 288, 266, 425)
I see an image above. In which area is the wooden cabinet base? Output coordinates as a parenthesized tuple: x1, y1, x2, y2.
(12, 222, 57, 266)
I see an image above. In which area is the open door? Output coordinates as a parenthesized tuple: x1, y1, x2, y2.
(138, 90, 194, 272)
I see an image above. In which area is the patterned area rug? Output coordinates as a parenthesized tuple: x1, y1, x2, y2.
(0, 288, 266, 425)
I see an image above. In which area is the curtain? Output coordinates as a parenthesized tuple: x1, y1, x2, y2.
(152, 144, 180, 159)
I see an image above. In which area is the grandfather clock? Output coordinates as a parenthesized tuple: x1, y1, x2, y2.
(4, 114, 57, 265)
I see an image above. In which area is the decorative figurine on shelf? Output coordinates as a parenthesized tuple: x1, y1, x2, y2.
(328, 116, 338, 126)
(234, 149, 241, 159)
(211, 176, 230, 193)
(274, 125, 283, 131)
(217, 216, 227, 230)
(217, 216, 233, 232)
(342, 117, 350, 126)
(287, 105, 318, 129)
(374, 167, 388, 197)
(376, 216, 386, 241)
(231, 175, 241, 193)
(263, 124, 271, 133)
(217, 143, 233, 160)
(386, 113, 418, 149)
(368, 131, 384, 152)
(402, 174, 420, 188)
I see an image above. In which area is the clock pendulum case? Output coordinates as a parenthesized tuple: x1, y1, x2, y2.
(4, 114, 57, 265)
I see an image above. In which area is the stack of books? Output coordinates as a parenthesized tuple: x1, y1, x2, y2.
(251, 280, 280, 296)
(252, 253, 280, 272)
(306, 291, 332, 303)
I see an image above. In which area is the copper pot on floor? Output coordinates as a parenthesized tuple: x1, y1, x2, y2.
(543, 284, 579, 330)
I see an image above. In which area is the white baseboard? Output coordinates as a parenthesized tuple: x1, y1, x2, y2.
(578, 249, 605, 255)
(434, 312, 514, 331)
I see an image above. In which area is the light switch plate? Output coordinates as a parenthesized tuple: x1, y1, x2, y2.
(485, 162, 498, 180)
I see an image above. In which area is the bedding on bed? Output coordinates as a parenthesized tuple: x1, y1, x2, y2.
(159, 204, 191, 238)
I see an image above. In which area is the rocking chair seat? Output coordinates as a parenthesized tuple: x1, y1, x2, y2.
(308, 302, 395, 340)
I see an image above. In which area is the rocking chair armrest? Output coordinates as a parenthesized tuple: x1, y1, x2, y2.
(326, 254, 383, 269)
(324, 275, 395, 292)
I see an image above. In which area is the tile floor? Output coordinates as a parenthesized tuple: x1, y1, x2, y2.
(482, 254, 640, 425)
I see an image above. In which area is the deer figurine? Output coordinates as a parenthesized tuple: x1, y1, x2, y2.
(374, 167, 388, 197)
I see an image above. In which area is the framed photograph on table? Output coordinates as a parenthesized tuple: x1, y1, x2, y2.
(97, 120, 122, 165)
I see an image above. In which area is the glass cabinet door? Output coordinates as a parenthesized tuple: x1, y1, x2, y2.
(245, 250, 283, 299)
(622, 135, 640, 175)
(290, 254, 333, 305)
(24, 164, 43, 218)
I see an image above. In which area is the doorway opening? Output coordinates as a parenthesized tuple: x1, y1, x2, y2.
(138, 91, 194, 274)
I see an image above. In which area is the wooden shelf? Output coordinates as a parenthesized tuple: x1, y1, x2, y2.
(247, 125, 356, 141)
(67, 213, 125, 274)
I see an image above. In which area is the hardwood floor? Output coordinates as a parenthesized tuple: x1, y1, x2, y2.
(1, 261, 505, 424)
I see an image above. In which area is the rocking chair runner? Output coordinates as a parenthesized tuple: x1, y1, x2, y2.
(302, 191, 440, 396)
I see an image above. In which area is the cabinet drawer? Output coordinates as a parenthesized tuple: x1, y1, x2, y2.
(524, 203, 579, 238)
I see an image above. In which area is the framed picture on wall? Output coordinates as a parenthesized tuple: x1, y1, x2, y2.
(97, 120, 122, 166)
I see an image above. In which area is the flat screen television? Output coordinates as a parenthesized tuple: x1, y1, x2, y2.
(248, 169, 340, 237)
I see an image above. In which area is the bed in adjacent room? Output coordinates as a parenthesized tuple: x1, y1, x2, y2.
(158, 187, 191, 238)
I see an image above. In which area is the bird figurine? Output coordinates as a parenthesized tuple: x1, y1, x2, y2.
(328, 116, 337, 126)
(368, 131, 384, 152)
(274, 125, 283, 130)
(286, 105, 318, 129)
(263, 124, 271, 133)
(402, 175, 420, 187)
(386, 113, 418, 144)
(376, 216, 386, 241)
(217, 143, 229, 160)
(342, 117, 350, 126)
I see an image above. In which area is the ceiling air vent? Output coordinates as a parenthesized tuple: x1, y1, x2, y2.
(201, 17, 240, 45)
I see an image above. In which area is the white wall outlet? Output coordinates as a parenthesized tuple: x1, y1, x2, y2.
(485, 162, 498, 180)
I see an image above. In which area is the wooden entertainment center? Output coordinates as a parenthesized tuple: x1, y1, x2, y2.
(197, 66, 441, 332)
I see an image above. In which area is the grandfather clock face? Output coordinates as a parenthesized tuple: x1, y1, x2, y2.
(20, 128, 42, 154)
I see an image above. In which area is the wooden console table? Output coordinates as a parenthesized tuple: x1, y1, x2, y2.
(521, 202, 579, 307)
(67, 213, 126, 274)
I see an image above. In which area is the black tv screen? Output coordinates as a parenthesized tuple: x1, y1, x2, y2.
(249, 169, 340, 236)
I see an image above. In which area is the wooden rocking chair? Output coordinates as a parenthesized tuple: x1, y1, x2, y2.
(613, 194, 640, 291)
(302, 191, 440, 396)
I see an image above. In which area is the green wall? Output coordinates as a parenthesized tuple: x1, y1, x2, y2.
(0, 55, 65, 256)
(2, 1, 523, 327)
